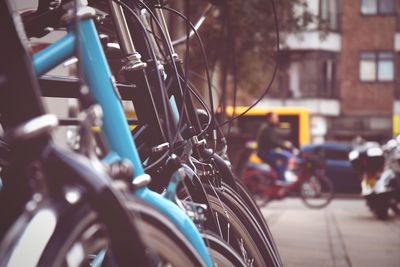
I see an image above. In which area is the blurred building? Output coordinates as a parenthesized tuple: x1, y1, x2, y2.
(259, 0, 398, 143)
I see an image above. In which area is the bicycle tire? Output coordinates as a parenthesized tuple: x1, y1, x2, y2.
(214, 181, 282, 266)
(203, 183, 281, 267)
(233, 178, 282, 265)
(131, 194, 250, 267)
(202, 231, 247, 267)
(38, 196, 206, 267)
(240, 172, 271, 207)
(126, 197, 237, 267)
(300, 174, 335, 209)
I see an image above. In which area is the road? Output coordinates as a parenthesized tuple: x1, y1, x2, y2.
(261, 198, 400, 267)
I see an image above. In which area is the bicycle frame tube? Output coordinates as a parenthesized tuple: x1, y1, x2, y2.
(33, 21, 145, 176)
(33, 33, 75, 76)
(32, 11, 212, 267)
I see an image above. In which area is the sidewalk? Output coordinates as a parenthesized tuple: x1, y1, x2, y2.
(261, 198, 400, 267)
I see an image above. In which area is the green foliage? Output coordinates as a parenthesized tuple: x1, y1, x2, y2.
(183, 0, 315, 103)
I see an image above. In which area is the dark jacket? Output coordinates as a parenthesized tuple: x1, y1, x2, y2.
(257, 123, 286, 152)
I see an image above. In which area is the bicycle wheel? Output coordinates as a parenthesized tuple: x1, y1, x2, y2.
(0, 200, 114, 267)
(233, 178, 282, 265)
(241, 172, 271, 208)
(300, 174, 335, 208)
(132, 193, 249, 267)
(34, 197, 205, 267)
(203, 183, 281, 267)
(202, 231, 246, 267)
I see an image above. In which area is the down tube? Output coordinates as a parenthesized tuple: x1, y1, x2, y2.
(78, 18, 213, 267)
(79, 18, 144, 176)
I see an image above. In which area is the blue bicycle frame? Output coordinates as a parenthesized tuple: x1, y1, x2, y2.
(32, 7, 212, 267)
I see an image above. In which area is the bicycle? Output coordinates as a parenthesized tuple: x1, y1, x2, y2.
(0, 1, 228, 266)
(90, 0, 282, 265)
(18, 0, 282, 266)
(24, 0, 248, 266)
(0, 2, 151, 266)
(243, 145, 335, 208)
(137, 2, 283, 265)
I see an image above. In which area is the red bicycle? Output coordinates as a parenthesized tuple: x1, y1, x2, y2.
(241, 143, 335, 208)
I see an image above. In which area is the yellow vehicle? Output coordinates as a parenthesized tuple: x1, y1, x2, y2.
(225, 106, 311, 147)
(224, 106, 311, 168)
(393, 114, 400, 136)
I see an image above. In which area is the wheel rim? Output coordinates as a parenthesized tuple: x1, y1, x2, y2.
(300, 175, 334, 208)
(247, 175, 269, 207)
(209, 195, 266, 267)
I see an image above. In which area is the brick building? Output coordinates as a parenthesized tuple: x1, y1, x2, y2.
(259, 0, 398, 143)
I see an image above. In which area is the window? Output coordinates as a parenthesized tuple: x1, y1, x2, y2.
(321, 59, 336, 97)
(361, 0, 395, 15)
(279, 51, 338, 99)
(360, 53, 377, 81)
(359, 52, 394, 82)
(320, 0, 339, 30)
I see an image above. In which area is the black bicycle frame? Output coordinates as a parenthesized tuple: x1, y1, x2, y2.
(0, 3, 149, 265)
(115, 0, 238, 192)
(110, 0, 181, 148)
(146, 0, 239, 190)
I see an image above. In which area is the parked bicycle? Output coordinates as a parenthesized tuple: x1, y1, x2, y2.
(0, 2, 181, 266)
(0, 0, 283, 266)
(241, 141, 335, 208)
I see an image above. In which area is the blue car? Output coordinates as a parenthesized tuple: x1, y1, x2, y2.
(301, 143, 362, 194)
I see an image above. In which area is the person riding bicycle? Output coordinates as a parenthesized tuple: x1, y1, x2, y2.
(257, 112, 293, 184)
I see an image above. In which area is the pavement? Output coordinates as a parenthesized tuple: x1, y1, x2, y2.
(261, 197, 400, 267)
